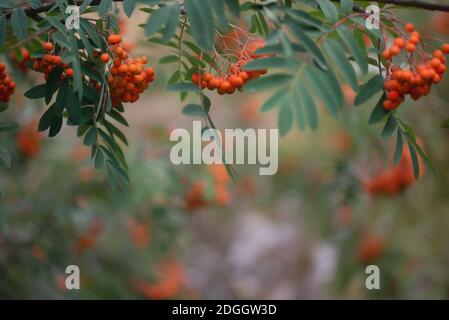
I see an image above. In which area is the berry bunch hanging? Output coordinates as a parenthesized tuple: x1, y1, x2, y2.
(382, 23, 449, 111)
(106, 34, 155, 107)
(30, 42, 74, 80)
(9, 48, 31, 73)
(191, 28, 268, 95)
(0, 62, 16, 103)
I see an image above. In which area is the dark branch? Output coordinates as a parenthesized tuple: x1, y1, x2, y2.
(6, 0, 124, 17)
(331, 0, 449, 12)
(374, 0, 449, 12)
(7, 0, 449, 18)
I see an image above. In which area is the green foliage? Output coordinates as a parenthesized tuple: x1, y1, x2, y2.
(0, 0, 442, 185)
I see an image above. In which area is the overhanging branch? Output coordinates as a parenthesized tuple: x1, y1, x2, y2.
(8, 0, 449, 18)
(333, 0, 449, 12)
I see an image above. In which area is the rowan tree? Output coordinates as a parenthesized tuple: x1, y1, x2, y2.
(1, 0, 449, 189)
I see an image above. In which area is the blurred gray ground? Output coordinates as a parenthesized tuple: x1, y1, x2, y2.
(184, 198, 336, 299)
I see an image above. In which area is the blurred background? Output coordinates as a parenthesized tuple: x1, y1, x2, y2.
(1, 7, 449, 299)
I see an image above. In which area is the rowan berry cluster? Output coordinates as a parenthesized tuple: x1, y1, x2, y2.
(364, 142, 424, 196)
(382, 23, 449, 110)
(191, 30, 268, 95)
(30, 42, 74, 80)
(106, 34, 155, 107)
(0, 62, 16, 103)
(9, 47, 31, 73)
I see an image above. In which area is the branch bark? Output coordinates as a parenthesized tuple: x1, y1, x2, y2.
(8, 0, 449, 18)
(334, 0, 449, 12)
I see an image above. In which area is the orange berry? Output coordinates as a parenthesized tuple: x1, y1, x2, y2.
(207, 78, 219, 90)
(20, 48, 30, 60)
(382, 49, 391, 60)
(192, 73, 200, 85)
(43, 42, 53, 51)
(118, 64, 129, 74)
(120, 51, 128, 60)
(442, 44, 449, 54)
(405, 23, 414, 32)
(129, 64, 139, 74)
(383, 100, 394, 110)
(145, 67, 154, 78)
(238, 71, 249, 81)
(44, 54, 53, 63)
(100, 53, 110, 63)
(437, 64, 447, 74)
(52, 55, 62, 65)
(410, 31, 420, 39)
(226, 84, 235, 94)
(114, 47, 124, 56)
(409, 36, 419, 45)
(133, 74, 144, 84)
(390, 46, 400, 56)
(107, 34, 122, 45)
(432, 74, 441, 83)
(126, 82, 135, 91)
(406, 43, 416, 53)
(113, 58, 122, 67)
(389, 80, 400, 91)
(430, 58, 441, 69)
(65, 68, 74, 77)
(219, 80, 231, 93)
(203, 73, 213, 82)
(388, 91, 400, 101)
(433, 50, 444, 59)
(393, 38, 406, 48)
(230, 75, 244, 88)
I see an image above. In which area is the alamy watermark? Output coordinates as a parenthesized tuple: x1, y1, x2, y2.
(365, 265, 380, 290)
(65, 264, 80, 290)
(365, 4, 380, 30)
(170, 121, 278, 175)
(66, 5, 80, 30)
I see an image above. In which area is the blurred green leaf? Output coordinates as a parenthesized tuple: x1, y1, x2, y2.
(84, 127, 98, 146)
(382, 114, 397, 138)
(337, 25, 368, 74)
(0, 103, 8, 113)
(288, 23, 327, 70)
(393, 130, 403, 164)
(0, 145, 11, 168)
(278, 104, 293, 136)
(260, 90, 287, 112)
(182, 104, 205, 117)
(341, 0, 354, 14)
(167, 82, 198, 92)
(0, 121, 18, 132)
(306, 66, 342, 116)
(244, 74, 293, 92)
(324, 39, 359, 92)
(408, 141, 420, 179)
(184, 0, 214, 50)
(355, 74, 384, 106)
(98, 0, 113, 17)
(11, 8, 27, 40)
(316, 0, 338, 23)
(243, 57, 289, 70)
(25, 84, 47, 99)
(369, 94, 388, 125)
(123, 0, 136, 17)
(298, 84, 318, 130)
(0, 15, 6, 48)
